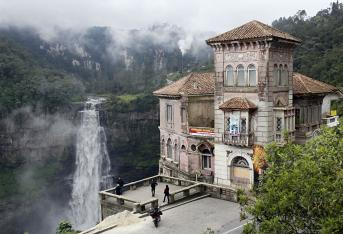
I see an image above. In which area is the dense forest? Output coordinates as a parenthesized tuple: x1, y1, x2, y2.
(0, 37, 85, 117)
(272, 1, 343, 87)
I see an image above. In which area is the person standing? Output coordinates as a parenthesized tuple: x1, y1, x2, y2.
(163, 185, 170, 203)
(151, 179, 158, 197)
(115, 183, 122, 195)
(117, 177, 124, 194)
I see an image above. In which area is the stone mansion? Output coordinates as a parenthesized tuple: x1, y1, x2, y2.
(153, 21, 342, 188)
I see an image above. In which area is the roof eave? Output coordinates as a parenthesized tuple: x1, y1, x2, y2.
(153, 93, 181, 99)
(219, 107, 257, 111)
(207, 36, 301, 45)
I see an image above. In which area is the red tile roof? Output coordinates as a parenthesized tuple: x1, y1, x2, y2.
(206, 20, 301, 44)
(219, 97, 257, 110)
(153, 72, 214, 97)
(293, 73, 338, 96)
(153, 72, 338, 98)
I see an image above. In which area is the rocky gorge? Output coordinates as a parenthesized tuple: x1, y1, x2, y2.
(0, 94, 159, 233)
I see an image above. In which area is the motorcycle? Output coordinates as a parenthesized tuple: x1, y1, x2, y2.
(149, 207, 162, 227)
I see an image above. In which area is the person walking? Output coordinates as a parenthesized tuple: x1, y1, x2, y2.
(163, 185, 170, 203)
(117, 177, 124, 194)
(151, 179, 158, 197)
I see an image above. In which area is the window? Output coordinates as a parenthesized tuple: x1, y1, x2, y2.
(229, 116, 240, 135)
(226, 117, 230, 132)
(276, 117, 282, 131)
(161, 139, 165, 156)
(167, 139, 172, 159)
(202, 155, 211, 169)
(248, 64, 257, 86)
(237, 65, 245, 86)
(202, 149, 212, 169)
(240, 118, 247, 133)
(166, 105, 173, 122)
(181, 108, 186, 123)
(174, 144, 178, 161)
(225, 65, 234, 86)
(313, 106, 318, 122)
(191, 144, 197, 151)
(278, 64, 283, 86)
(282, 65, 288, 86)
(273, 64, 278, 86)
(300, 108, 304, 124)
(309, 107, 313, 123)
(295, 109, 300, 125)
(232, 156, 249, 168)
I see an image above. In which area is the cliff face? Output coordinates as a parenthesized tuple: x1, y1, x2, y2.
(0, 98, 160, 234)
(102, 97, 160, 182)
(0, 105, 81, 234)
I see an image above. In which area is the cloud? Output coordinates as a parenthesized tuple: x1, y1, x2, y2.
(0, 0, 331, 34)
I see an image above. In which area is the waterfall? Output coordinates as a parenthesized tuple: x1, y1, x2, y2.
(69, 98, 112, 230)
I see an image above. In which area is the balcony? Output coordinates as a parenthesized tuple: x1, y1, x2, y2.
(322, 116, 339, 128)
(223, 132, 254, 147)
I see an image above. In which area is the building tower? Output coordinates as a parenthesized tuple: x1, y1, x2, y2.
(206, 20, 301, 188)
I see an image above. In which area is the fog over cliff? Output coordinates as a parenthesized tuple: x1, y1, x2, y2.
(0, 0, 329, 34)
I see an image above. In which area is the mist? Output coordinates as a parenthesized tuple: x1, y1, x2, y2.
(0, 0, 330, 35)
(0, 106, 79, 234)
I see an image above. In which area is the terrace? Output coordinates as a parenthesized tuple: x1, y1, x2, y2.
(99, 175, 237, 220)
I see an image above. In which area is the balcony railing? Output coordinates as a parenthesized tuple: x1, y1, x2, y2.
(223, 132, 254, 147)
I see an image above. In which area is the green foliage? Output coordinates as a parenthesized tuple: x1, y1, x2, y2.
(241, 125, 343, 233)
(0, 168, 18, 199)
(56, 220, 77, 234)
(0, 157, 67, 200)
(203, 227, 215, 234)
(0, 37, 85, 117)
(272, 2, 343, 86)
(105, 93, 158, 113)
(104, 93, 160, 177)
(332, 98, 343, 116)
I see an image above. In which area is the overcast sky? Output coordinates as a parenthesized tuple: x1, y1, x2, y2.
(0, 0, 332, 33)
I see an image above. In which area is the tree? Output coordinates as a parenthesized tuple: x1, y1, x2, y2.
(56, 220, 78, 234)
(240, 125, 343, 233)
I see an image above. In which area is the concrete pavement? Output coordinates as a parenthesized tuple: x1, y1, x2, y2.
(104, 197, 245, 234)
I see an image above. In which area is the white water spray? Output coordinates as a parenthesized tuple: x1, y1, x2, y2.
(69, 98, 112, 230)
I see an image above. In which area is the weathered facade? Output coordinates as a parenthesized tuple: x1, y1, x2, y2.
(154, 20, 341, 189)
(153, 73, 216, 183)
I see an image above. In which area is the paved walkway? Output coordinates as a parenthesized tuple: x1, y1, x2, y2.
(104, 197, 246, 234)
(122, 182, 183, 203)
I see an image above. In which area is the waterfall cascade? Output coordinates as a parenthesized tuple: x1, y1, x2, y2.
(69, 98, 112, 230)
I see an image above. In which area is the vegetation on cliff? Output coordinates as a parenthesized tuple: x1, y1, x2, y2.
(104, 93, 160, 180)
(0, 37, 84, 118)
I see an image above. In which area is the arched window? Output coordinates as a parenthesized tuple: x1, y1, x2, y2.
(225, 65, 234, 86)
(273, 64, 278, 86)
(201, 149, 212, 169)
(237, 65, 245, 86)
(232, 156, 249, 168)
(181, 145, 186, 151)
(161, 139, 165, 156)
(278, 64, 283, 86)
(167, 139, 172, 159)
(174, 144, 178, 161)
(282, 65, 288, 86)
(248, 64, 256, 86)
